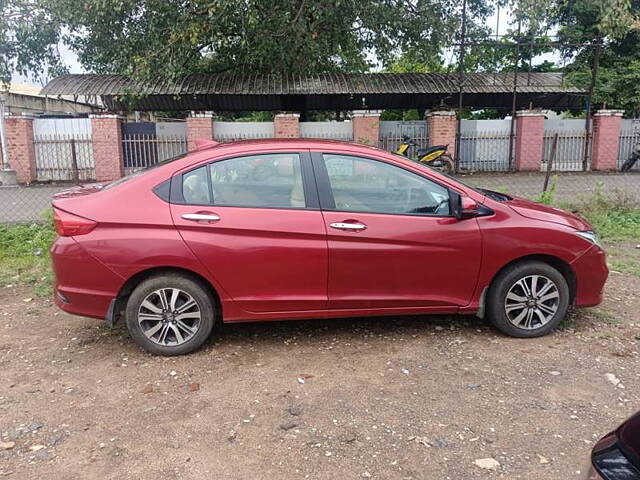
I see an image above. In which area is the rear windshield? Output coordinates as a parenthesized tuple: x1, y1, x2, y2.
(102, 153, 188, 190)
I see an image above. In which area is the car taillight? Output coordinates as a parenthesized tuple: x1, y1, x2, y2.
(53, 208, 97, 236)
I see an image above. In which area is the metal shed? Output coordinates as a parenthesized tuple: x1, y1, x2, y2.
(41, 73, 585, 112)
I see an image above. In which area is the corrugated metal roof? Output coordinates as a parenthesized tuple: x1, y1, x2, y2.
(41, 72, 582, 96)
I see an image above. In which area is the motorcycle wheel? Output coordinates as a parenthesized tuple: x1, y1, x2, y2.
(440, 156, 455, 175)
(621, 154, 638, 172)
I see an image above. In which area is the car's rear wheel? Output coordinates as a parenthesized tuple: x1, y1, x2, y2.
(486, 261, 569, 338)
(125, 274, 215, 356)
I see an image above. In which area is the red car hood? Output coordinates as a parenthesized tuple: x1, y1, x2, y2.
(506, 196, 591, 230)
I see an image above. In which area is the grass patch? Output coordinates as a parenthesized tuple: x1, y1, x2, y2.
(608, 257, 640, 277)
(554, 183, 640, 242)
(530, 180, 639, 274)
(0, 215, 56, 297)
(571, 203, 640, 242)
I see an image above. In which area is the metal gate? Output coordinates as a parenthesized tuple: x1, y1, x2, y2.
(458, 131, 511, 171)
(542, 131, 589, 171)
(458, 119, 511, 172)
(541, 119, 591, 171)
(378, 121, 428, 156)
(33, 117, 95, 182)
(122, 121, 187, 174)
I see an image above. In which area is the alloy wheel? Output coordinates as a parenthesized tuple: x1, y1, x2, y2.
(504, 275, 560, 330)
(137, 288, 201, 346)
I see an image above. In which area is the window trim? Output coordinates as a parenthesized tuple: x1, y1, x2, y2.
(170, 151, 319, 210)
(310, 151, 455, 218)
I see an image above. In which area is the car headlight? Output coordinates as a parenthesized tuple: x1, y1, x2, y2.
(575, 230, 603, 248)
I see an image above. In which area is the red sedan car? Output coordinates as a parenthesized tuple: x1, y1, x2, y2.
(51, 139, 608, 355)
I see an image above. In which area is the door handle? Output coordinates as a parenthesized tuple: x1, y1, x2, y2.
(330, 222, 367, 231)
(181, 213, 221, 222)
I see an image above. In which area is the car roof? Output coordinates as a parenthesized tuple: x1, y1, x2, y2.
(199, 137, 389, 153)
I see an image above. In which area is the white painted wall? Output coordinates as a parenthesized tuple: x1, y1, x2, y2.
(213, 121, 275, 140)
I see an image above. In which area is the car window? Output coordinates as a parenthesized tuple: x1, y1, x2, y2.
(182, 166, 211, 204)
(209, 154, 305, 208)
(323, 154, 450, 216)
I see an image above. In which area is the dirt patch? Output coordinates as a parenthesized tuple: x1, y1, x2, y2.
(1, 249, 639, 479)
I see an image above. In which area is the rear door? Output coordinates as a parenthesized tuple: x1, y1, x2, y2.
(312, 151, 482, 310)
(170, 151, 328, 313)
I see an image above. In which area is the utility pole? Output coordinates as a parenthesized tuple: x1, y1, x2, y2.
(583, 39, 601, 171)
(455, 0, 467, 173)
(507, 21, 522, 171)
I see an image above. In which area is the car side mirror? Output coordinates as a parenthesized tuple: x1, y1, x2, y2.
(451, 191, 484, 220)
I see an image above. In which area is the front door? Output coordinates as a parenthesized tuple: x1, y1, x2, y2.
(313, 152, 482, 310)
(170, 151, 328, 313)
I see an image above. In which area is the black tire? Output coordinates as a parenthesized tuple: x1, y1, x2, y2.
(486, 261, 569, 338)
(125, 274, 216, 356)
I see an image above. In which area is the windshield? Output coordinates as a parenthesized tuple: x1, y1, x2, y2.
(391, 153, 481, 191)
(102, 153, 188, 190)
(391, 153, 512, 201)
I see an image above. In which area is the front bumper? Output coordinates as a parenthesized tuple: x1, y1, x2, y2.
(51, 236, 124, 320)
(570, 244, 608, 307)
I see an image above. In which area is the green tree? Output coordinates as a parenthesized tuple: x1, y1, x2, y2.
(0, 0, 65, 84)
(555, 0, 640, 114)
(1, 0, 494, 85)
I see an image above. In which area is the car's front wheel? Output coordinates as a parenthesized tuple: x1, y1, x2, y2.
(125, 274, 215, 356)
(487, 261, 570, 338)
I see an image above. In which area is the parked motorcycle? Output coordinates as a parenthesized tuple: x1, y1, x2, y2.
(395, 135, 455, 174)
(620, 143, 640, 172)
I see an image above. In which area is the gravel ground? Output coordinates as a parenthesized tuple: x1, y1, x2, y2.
(1, 247, 639, 479)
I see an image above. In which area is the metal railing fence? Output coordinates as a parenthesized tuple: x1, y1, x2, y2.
(542, 130, 590, 171)
(458, 130, 511, 172)
(618, 129, 640, 170)
(122, 134, 187, 174)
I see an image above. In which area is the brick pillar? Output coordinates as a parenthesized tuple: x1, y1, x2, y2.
(352, 111, 380, 146)
(274, 113, 300, 138)
(5, 115, 36, 184)
(90, 114, 124, 182)
(591, 109, 623, 171)
(186, 113, 214, 150)
(514, 110, 545, 171)
(426, 111, 457, 159)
